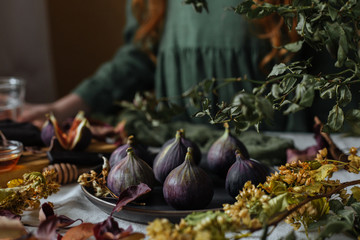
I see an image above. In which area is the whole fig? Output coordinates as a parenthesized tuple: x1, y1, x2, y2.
(225, 150, 271, 198)
(207, 123, 249, 178)
(107, 147, 155, 196)
(161, 129, 202, 164)
(152, 130, 188, 183)
(163, 148, 214, 210)
(43, 111, 92, 151)
(109, 135, 152, 168)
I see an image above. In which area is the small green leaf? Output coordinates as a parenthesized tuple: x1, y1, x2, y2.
(271, 84, 282, 99)
(317, 221, 353, 239)
(320, 85, 336, 99)
(337, 85, 352, 107)
(327, 105, 344, 131)
(328, 5, 338, 21)
(329, 199, 344, 214)
(283, 40, 304, 52)
(268, 63, 287, 77)
(299, 87, 314, 107)
(194, 111, 206, 118)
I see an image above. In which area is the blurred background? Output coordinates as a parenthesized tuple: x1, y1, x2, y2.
(0, 0, 126, 103)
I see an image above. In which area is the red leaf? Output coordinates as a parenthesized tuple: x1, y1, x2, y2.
(112, 183, 151, 214)
(93, 216, 133, 240)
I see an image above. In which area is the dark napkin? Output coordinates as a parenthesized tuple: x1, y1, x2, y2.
(0, 119, 44, 147)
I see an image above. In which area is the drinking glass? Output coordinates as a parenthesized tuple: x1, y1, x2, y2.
(0, 77, 25, 121)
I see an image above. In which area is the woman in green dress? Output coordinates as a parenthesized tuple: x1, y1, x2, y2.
(19, 0, 334, 132)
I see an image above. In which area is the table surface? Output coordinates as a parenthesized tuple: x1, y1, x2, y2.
(20, 132, 360, 239)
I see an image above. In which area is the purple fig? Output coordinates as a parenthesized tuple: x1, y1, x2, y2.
(163, 147, 214, 210)
(107, 147, 155, 196)
(225, 150, 271, 198)
(152, 130, 188, 183)
(161, 129, 202, 164)
(207, 123, 249, 178)
(41, 120, 55, 147)
(109, 135, 152, 169)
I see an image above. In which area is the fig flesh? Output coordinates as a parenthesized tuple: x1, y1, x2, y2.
(107, 147, 155, 196)
(207, 123, 249, 178)
(42, 111, 92, 151)
(225, 150, 271, 198)
(163, 148, 214, 210)
(152, 130, 188, 183)
(109, 135, 152, 168)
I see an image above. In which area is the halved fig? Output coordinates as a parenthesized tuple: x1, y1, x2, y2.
(46, 111, 92, 151)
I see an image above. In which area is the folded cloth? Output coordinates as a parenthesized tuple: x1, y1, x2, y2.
(0, 119, 44, 147)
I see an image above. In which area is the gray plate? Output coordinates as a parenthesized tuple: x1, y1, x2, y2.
(81, 180, 235, 224)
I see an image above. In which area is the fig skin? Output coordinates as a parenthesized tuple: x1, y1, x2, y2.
(107, 147, 155, 196)
(153, 130, 188, 183)
(207, 123, 249, 178)
(161, 129, 202, 164)
(109, 135, 152, 168)
(163, 148, 214, 210)
(225, 150, 271, 198)
(41, 120, 55, 147)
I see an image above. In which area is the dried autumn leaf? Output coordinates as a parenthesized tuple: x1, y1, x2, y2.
(62, 222, 95, 240)
(112, 183, 151, 213)
(0, 216, 27, 239)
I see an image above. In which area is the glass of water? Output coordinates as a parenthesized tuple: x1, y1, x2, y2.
(0, 77, 25, 121)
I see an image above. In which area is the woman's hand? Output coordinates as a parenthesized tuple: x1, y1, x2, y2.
(18, 94, 91, 129)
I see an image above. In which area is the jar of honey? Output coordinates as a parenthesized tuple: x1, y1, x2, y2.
(0, 140, 23, 172)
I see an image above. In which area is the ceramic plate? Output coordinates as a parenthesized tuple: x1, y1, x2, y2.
(81, 175, 235, 224)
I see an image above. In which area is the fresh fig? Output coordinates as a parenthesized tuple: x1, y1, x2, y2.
(207, 123, 249, 178)
(161, 129, 202, 164)
(44, 111, 92, 151)
(152, 130, 188, 183)
(107, 147, 155, 196)
(225, 150, 271, 198)
(40, 120, 55, 147)
(163, 147, 214, 210)
(109, 135, 152, 168)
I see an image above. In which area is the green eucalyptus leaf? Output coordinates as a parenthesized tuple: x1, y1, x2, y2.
(329, 199, 344, 214)
(299, 87, 314, 107)
(337, 209, 355, 225)
(320, 85, 337, 100)
(280, 77, 297, 94)
(316, 221, 353, 239)
(326, 105, 344, 131)
(337, 85, 352, 107)
(284, 103, 303, 115)
(233, 120, 251, 132)
(271, 84, 282, 99)
(350, 202, 360, 214)
(283, 40, 304, 52)
(328, 5, 338, 21)
(255, 96, 274, 119)
(268, 63, 287, 77)
(194, 111, 206, 118)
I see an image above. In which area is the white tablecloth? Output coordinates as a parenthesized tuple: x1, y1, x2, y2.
(22, 132, 360, 239)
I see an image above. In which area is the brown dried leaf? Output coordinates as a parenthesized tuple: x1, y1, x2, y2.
(62, 222, 95, 240)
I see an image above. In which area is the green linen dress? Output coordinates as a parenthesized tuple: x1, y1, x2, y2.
(72, 0, 340, 132)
